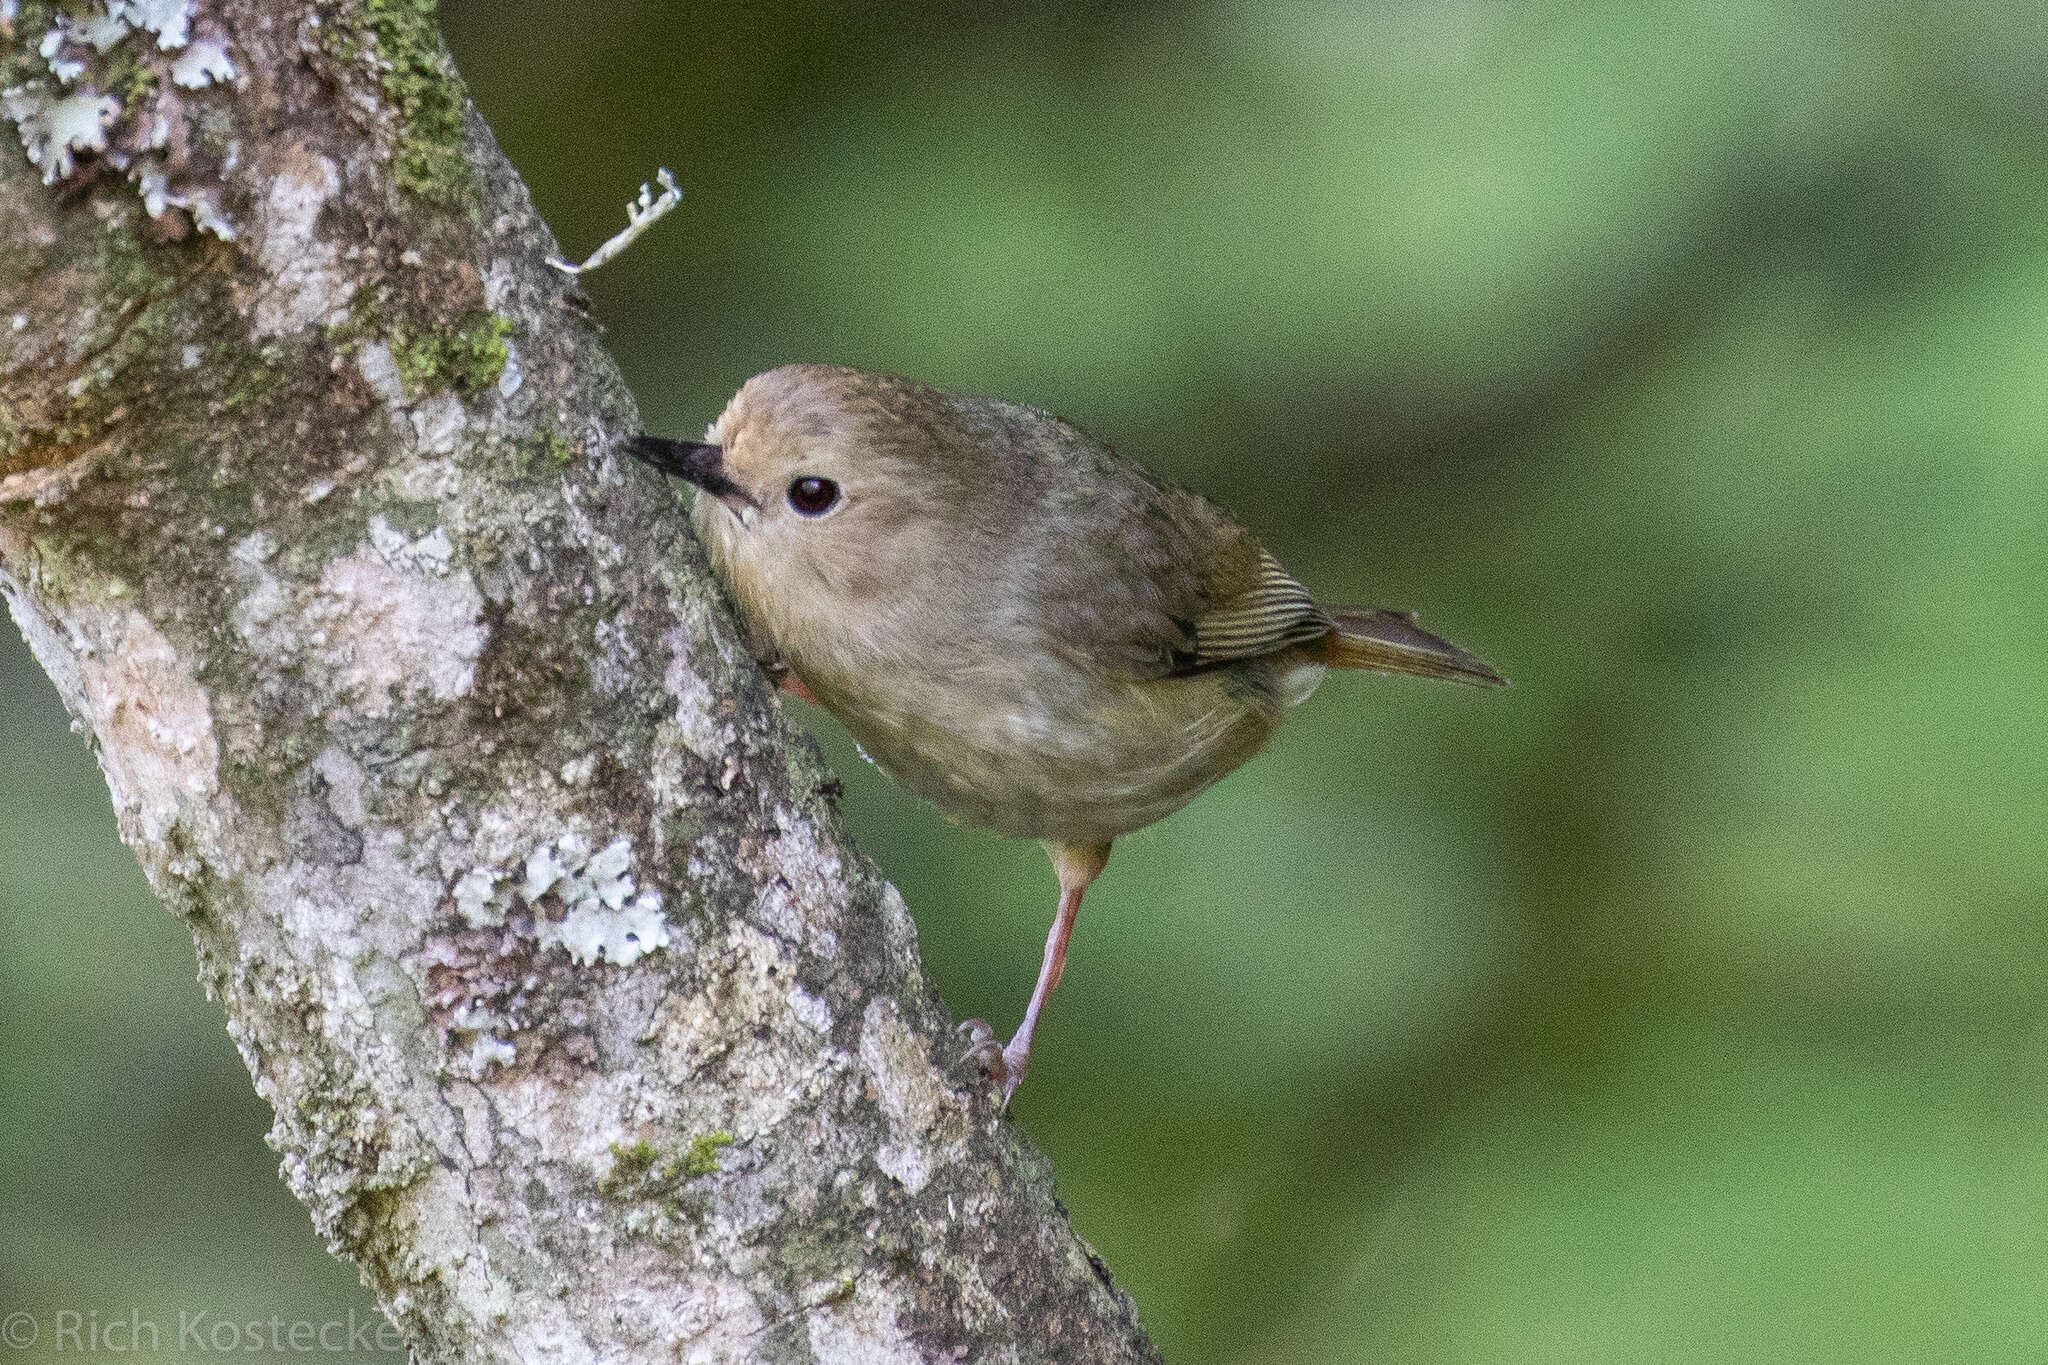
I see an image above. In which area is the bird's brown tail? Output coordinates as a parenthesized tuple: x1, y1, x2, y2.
(1315, 607, 1507, 688)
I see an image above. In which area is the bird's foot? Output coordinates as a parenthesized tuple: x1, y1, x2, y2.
(956, 1019, 1029, 1110)
(956, 1018, 1007, 1086)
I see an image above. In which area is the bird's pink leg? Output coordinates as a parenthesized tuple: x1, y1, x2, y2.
(777, 672, 819, 705)
(961, 840, 1112, 1109)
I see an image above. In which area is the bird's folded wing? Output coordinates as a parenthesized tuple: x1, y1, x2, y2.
(1177, 550, 1335, 670)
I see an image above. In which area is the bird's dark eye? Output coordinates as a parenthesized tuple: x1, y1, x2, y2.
(787, 476, 840, 516)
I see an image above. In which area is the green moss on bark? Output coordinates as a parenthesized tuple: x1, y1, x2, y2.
(391, 309, 510, 397)
(677, 1131, 733, 1179)
(508, 424, 575, 479)
(599, 1132, 734, 1200)
(360, 0, 475, 208)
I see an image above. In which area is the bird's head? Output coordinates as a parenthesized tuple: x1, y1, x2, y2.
(630, 364, 982, 644)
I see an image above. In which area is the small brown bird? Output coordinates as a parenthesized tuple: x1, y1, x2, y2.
(632, 365, 1502, 1106)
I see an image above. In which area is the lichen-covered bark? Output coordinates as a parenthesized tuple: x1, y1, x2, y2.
(0, 3, 1159, 1361)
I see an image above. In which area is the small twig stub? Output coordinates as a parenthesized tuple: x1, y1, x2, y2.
(547, 168, 682, 277)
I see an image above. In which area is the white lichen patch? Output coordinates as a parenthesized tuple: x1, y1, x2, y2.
(670, 1273, 769, 1365)
(252, 146, 348, 339)
(758, 815, 852, 960)
(547, 896, 669, 969)
(496, 342, 523, 399)
(805, 1277, 922, 1365)
(271, 832, 446, 970)
(229, 534, 293, 657)
(118, 0, 193, 50)
(520, 834, 576, 902)
(452, 867, 501, 928)
(133, 162, 236, 241)
(465, 1031, 517, 1078)
(353, 341, 407, 405)
(645, 922, 835, 1137)
(79, 10, 133, 53)
(38, 28, 86, 82)
(451, 833, 671, 969)
(3, 0, 238, 236)
(786, 984, 832, 1036)
(858, 999, 966, 1197)
(656, 625, 726, 768)
(359, 1166, 507, 1332)
(3, 86, 119, 183)
(231, 529, 276, 567)
(314, 745, 369, 828)
(368, 514, 454, 576)
(526, 834, 670, 967)
(168, 36, 232, 88)
(411, 394, 465, 454)
(313, 548, 486, 717)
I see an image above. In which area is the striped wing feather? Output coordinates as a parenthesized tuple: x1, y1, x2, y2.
(1184, 551, 1336, 668)
(1183, 551, 1507, 688)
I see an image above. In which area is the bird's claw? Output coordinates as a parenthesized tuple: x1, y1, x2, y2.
(957, 1017, 1002, 1067)
(956, 1019, 1027, 1111)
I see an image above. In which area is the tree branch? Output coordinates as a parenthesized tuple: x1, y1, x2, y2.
(0, 2, 1158, 1359)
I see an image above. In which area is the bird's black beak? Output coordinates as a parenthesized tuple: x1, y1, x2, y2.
(627, 435, 757, 512)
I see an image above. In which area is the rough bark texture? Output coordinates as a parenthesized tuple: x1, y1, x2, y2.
(0, 3, 1158, 1361)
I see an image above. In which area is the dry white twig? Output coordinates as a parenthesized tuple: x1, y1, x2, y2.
(546, 167, 682, 276)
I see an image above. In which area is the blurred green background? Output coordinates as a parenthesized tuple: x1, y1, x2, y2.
(6, 0, 2048, 1359)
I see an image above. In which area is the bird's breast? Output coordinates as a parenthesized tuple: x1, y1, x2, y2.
(802, 652, 1286, 845)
